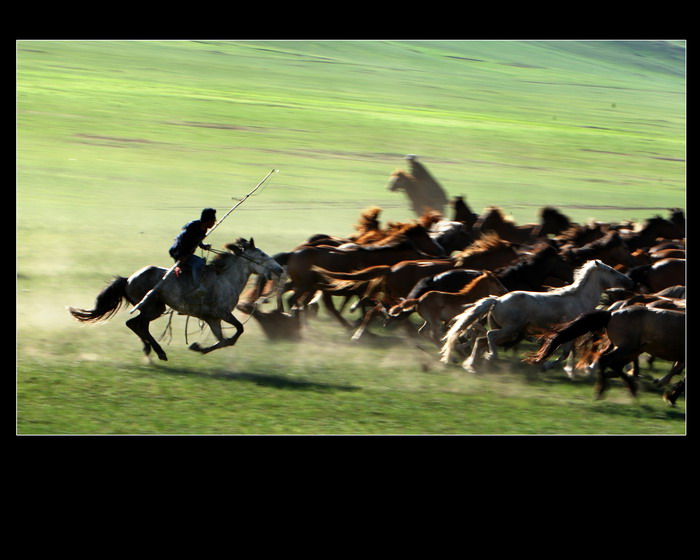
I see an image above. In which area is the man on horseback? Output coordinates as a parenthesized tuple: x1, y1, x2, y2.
(169, 208, 217, 297)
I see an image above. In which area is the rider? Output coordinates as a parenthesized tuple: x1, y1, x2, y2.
(169, 208, 217, 296)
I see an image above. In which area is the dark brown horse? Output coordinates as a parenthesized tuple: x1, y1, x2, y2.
(529, 306, 685, 401)
(388, 271, 508, 345)
(532, 207, 574, 238)
(450, 195, 479, 229)
(284, 222, 446, 328)
(317, 233, 520, 314)
(627, 258, 685, 294)
(621, 215, 685, 251)
(560, 231, 638, 270)
(472, 207, 539, 244)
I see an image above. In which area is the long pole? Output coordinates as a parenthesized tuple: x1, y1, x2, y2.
(129, 169, 278, 314)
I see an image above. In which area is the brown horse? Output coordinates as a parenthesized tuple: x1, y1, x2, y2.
(532, 207, 574, 238)
(284, 222, 446, 328)
(387, 155, 450, 216)
(529, 306, 685, 401)
(627, 258, 685, 294)
(560, 231, 638, 270)
(472, 207, 539, 244)
(450, 195, 479, 229)
(388, 271, 508, 345)
(621, 215, 685, 251)
(317, 233, 520, 324)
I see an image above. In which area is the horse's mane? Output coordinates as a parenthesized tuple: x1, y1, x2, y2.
(565, 231, 624, 260)
(418, 210, 444, 228)
(209, 238, 251, 270)
(497, 243, 557, 275)
(556, 222, 607, 246)
(546, 259, 600, 293)
(540, 206, 572, 227)
(453, 233, 512, 264)
(456, 271, 501, 295)
(481, 206, 515, 225)
(353, 206, 382, 234)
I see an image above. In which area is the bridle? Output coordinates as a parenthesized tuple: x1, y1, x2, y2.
(208, 247, 270, 269)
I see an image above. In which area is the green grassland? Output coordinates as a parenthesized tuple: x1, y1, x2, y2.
(17, 40, 686, 435)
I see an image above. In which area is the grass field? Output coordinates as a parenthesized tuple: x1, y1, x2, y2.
(17, 40, 686, 435)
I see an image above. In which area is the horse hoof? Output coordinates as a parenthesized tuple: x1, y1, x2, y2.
(188, 342, 202, 352)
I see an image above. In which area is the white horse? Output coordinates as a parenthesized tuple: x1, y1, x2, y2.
(69, 238, 284, 361)
(440, 260, 634, 371)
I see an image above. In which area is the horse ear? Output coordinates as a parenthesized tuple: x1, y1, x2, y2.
(249, 237, 255, 249)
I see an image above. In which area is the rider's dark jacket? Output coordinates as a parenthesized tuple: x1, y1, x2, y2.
(169, 220, 208, 261)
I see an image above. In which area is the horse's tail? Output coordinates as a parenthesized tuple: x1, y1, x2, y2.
(313, 265, 392, 282)
(527, 310, 612, 364)
(68, 276, 129, 323)
(312, 265, 391, 297)
(439, 296, 498, 363)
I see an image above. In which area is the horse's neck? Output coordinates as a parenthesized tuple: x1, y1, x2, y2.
(565, 268, 608, 303)
(217, 258, 254, 295)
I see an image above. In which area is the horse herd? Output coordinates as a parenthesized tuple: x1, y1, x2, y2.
(69, 157, 686, 405)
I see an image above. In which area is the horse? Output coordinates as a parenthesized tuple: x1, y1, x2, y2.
(496, 243, 573, 291)
(472, 207, 539, 245)
(69, 238, 284, 360)
(450, 195, 479, 229)
(532, 207, 574, 238)
(398, 243, 572, 309)
(560, 231, 639, 271)
(387, 155, 450, 216)
(528, 306, 685, 401)
(388, 271, 508, 345)
(315, 233, 520, 339)
(621, 215, 685, 251)
(284, 222, 446, 328)
(440, 260, 634, 371)
(429, 218, 474, 254)
(627, 258, 685, 294)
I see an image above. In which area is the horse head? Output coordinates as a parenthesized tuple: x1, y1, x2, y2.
(224, 238, 284, 280)
(387, 170, 414, 192)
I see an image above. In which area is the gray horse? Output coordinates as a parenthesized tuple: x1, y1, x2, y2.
(69, 238, 284, 361)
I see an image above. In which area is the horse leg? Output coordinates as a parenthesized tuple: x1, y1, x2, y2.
(189, 313, 244, 354)
(663, 375, 685, 406)
(321, 292, 355, 330)
(463, 336, 489, 372)
(653, 361, 685, 387)
(594, 348, 639, 400)
(351, 303, 382, 341)
(125, 301, 168, 361)
(541, 341, 574, 373)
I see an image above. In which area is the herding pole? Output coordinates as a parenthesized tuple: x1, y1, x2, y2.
(129, 169, 278, 314)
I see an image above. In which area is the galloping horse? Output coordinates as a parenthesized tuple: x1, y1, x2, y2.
(561, 231, 639, 270)
(69, 238, 284, 360)
(529, 305, 685, 401)
(450, 195, 479, 229)
(387, 155, 449, 216)
(472, 207, 539, 245)
(440, 260, 634, 371)
(284, 223, 446, 328)
(627, 258, 686, 293)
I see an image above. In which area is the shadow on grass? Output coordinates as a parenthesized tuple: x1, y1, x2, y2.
(156, 365, 362, 393)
